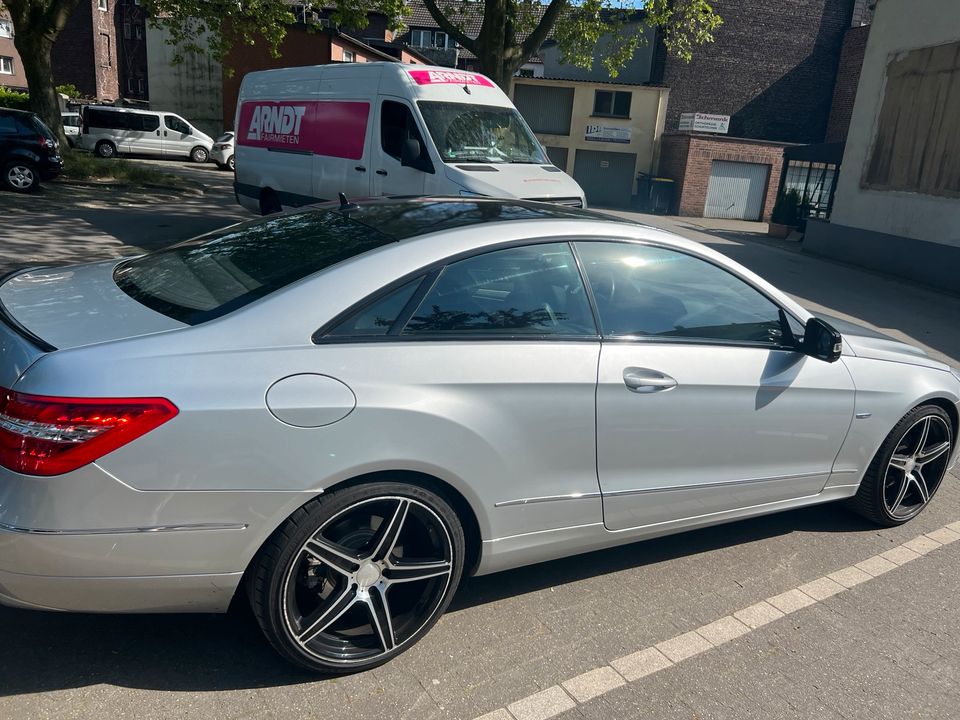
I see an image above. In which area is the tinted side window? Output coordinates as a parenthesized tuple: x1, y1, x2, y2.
(380, 100, 425, 161)
(326, 278, 423, 337)
(165, 115, 190, 134)
(402, 243, 596, 336)
(139, 113, 159, 131)
(576, 241, 786, 344)
(0, 114, 17, 134)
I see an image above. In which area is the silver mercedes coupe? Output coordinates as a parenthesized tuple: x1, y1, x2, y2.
(1, 198, 957, 673)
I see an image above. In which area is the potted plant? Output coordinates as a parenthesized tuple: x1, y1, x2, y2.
(768, 189, 801, 238)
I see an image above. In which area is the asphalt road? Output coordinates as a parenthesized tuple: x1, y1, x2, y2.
(1, 170, 959, 719)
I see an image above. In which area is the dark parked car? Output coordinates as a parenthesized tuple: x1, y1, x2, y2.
(0, 108, 63, 193)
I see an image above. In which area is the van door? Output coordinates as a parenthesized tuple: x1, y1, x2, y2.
(371, 98, 432, 197)
(130, 113, 163, 156)
(162, 114, 192, 157)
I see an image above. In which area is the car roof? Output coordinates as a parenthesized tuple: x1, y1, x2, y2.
(0, 108, 35, 117)
(303, 196, 640, 241)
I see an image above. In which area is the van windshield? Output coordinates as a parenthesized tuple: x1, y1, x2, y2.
(417, 101, 547, 164)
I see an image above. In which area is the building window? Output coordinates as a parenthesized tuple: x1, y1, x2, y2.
(0, 56, 13, 75)
(100, 33, 111, 66)
(343, 49, 355, 62)
(0, 20, 13, 39)
(135, 24, 142, 39)
(98, 0, 107, 10)
(138, 78, 144, 94)
(410, 29, 431, 47)
(592, 90, 631, 118)
(516, 68, 534, 78)
(123, 22, 131, 39)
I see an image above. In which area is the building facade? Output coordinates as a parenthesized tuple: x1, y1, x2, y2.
(51, 0, 120, 101)
(513, 77, 669, 208)
(0, 14, 27, 91)
(115, 0, 149, 101)
(804, 0, 960, 294)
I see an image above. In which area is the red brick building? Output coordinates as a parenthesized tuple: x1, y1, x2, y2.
(51, 0, 120, 101)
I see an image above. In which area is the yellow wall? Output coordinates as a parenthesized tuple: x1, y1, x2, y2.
(512, 78, 669, 179)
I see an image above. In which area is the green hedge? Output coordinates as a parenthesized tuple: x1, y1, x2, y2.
(0, 87, 30, 111)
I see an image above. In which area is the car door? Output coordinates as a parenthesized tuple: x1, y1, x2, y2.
(162, 114, 191, 157)
(574, 240, 856, 532)
(130, 112, 162, 156)
(317, 241, 603, 540)
(371, 98, 431, 197)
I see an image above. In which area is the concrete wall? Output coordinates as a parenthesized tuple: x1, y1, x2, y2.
(828, 0, 960, 249)
(539, 22, 656, 85)
(146, 24, 223, 137)
(512, 77, 668, 180)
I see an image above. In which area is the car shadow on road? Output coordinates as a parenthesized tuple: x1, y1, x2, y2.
(0, 502, 874, 697)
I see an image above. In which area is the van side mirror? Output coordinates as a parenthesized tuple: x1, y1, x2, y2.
(401, 138, 433, 173)
(801, 317, 843, 362)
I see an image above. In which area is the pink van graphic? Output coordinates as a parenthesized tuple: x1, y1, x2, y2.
(237, 100, 370, 160)
(407, 70, 494, 88)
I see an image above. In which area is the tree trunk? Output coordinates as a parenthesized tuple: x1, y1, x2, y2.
(14, 33, 66, 144)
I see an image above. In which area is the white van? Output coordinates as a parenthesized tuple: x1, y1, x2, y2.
(78, 106, 214, 163)
(233, 63, 586, 214)
(61, 112, 81, 147)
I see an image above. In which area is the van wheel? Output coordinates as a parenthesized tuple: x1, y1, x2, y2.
(227, 155, 235, 172)
(260, 189, 282, 216)
(190, 146, 209, 163)
(95, 141, 117, 159)
(3, 161, 40, 192)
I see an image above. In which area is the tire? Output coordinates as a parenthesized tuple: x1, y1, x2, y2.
(849, 404, 954, 526)
(95, 140, 117, 159)
(259, 188, 282, 216)
(249, 482, 465, 674)
(227, 154, 235, 172)
(190, 146, 209, 163)
(3, 160, 40, 193)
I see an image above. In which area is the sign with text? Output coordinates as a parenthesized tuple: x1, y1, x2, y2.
(678, 112, 730, 134)
(585, 125, 631, 144)
(407, 70, 495, 87)
(237, 100, 370, 159)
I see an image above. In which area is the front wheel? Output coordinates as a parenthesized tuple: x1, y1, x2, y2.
(249, 482, 465, 673)
(190, 146, 209, 163)
(850, 405, 954, 526)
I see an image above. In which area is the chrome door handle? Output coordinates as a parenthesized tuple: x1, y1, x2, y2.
(623, 368, 678, 393)
(376, 169, 388, 176)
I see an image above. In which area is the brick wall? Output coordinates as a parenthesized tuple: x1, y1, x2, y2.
(0, 22, 28, 91)
(52, 0, 119, 100)
(654, 0, 856, 144)
(824, 24, 869, 143)
(116, 0, 149, 100)
(658, 133, 788, 220)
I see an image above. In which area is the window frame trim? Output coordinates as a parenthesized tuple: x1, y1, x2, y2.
(312, 236, 805, 349)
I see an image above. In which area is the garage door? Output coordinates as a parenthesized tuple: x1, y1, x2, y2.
(573, 149, 637, 208)
(704, 161, 770, 220)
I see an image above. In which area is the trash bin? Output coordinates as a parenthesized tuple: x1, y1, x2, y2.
(633, 173, 653, 211)
(649, 177, 675, 215)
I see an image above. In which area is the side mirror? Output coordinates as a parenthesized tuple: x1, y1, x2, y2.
(802, 317, 843, 362)
(401, 138, 422, 166)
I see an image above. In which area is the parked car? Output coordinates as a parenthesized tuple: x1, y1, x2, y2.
(61, 111, 81, 147)
(78, 105, 213, 163)
(211, 131, 234, 171)
(0, 198, 957, 673)
(0, 107, 62, 192)
(235, 62, 586, 215)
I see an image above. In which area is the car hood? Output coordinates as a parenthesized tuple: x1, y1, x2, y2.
(444, 163, 586, 204)
(0, 261, 185, 351)
(819, 314, 950, 371)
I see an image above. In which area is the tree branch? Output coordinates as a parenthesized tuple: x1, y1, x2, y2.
(520, 0, 567, 58)
(421, 0, 478, 55)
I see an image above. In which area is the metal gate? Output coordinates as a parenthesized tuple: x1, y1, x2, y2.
(572, 149, 637, 208)
(704, 161, 770, 220)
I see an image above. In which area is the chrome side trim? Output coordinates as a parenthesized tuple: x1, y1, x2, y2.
(0, 521, 248, 536)
(494, 491, 601, 508)
(604, 470, 834, 498)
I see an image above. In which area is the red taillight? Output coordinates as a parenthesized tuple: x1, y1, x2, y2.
(0, 387, 178, 476)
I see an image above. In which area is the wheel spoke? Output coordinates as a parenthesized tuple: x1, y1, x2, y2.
(369, 499, 410, 562)
(911, 470, 930, 503)
(917, 440, 951, 465)
(366, 586, 396, 652)
(304, 538, 361, 577)
(889, 454, 912, 471)
(384, 559, 452, 585)
(911, 417, 932, 456)
(888, 474, 911, 515)
(298, 585, 357, 644)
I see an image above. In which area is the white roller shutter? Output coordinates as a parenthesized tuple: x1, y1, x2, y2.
(704, 161, 770, 220)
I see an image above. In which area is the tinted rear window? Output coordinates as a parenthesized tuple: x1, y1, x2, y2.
(114, 210, 395, 324)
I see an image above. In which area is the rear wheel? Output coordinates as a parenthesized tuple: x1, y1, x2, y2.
(227, 154, 235, 171)
(259, 188, 281, 216)
(3, 160, 39, 192)
(249, 482, 464, 673)
(190, 146, 209, 163)
(850, 405, 953, 526)
(95, 140, 117, 159)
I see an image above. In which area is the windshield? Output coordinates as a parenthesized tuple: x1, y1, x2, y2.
(114, 210, 395, 325)
(417, 101, 547, 164)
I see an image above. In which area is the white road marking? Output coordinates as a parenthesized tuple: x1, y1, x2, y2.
(471, 522, 960, 720)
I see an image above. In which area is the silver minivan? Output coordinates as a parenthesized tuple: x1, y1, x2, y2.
(79, 106, 214, 163)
